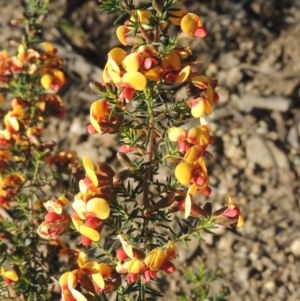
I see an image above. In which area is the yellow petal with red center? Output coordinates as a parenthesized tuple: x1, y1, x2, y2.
(45, 201, 63, 214)
(166, 241, 177, 259)
(108, 48, 126, 65)
(145, 249, 167, 271)
(138, 45, 158, 57)
(144, 66, 164, 82)
(79, 225, 100, 241)
(122, 72, 146, 91)
(67, 271, 77, 289)
(3, 270, 18, 281)
(77, 251, 87, 267)
(135, 10, 152, 29)
(191, 99, 205, 118)
(70, 288, 88, 301)
(78, 180, 88, 194)
(204, 99, 212, 114)
(0, 150, 11, 160)
(72, 199, 86, 219)
(90, 115, 101, 133)
(118, 234, 134, 259)
(71, 215, 84, 230)
(102, 64, 110, 84)
(59, 272, 70, 290)
(206, 84, 214, 106)
(82, 156, 94, 171)
(98, 263, 114, 278)
(162, 51, 181, 71)
(191, 75, 209, 89)
(176, 47, 192, 59)
(181, 13, 202, 37)
(58, 195, 69, 206)
(122, 52, 143, 72)
(127, 258, 146, 274)
(81, 261, 99, 274)
(184, 145, 202, 164)
(107, 55, 121, 73)
(108, 70, 122, 87)
(175, 65, 191, 83)
(187, 126, 209, 146)
(8, 116, 19, 131)
(41, 74, 53, 89)
(136, 10, 151, 23)
(0, 130, 11, 140)
(116, 25, 128, 46)
(185, 184, 197, 218)
(175, 162, 193, 186)
(85, 166, 98, 186)
(196, 157, 208, 174)
(91, 99, 111, 121)
(86, 197, 110, 220)
(92, 273, 105, 289)
(168, 127, 186, 142)
(237, 214, 245, 228)
(41, 42, 55, 54)
(0, 95, 4, 106)
(169, 8, 187, 25)
(53, 69, 65, 83)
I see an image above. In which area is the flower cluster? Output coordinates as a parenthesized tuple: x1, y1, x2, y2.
(117, 9, 208, 46)
(37, 196, 71, 240)
(116, 236, 177, 284)
(167, 121, 214, 217)
(59, 261, 121, 300)
(0, 172, 24, 209)
(71, 157, 113, 246)
(29, 1, 245, 300)
(0, 42, 67, 210)
(0, 11, 72, 295)
(87, 98, 123, 134)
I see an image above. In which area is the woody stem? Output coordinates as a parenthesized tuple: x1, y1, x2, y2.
(141, 114, 154, 250)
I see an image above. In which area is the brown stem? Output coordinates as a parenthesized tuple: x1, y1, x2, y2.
(140, 115, 154, 250)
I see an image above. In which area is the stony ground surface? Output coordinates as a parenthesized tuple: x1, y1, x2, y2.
(1, 0, 300, 300)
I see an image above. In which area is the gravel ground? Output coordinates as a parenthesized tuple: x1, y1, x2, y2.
(1, 0, 300, 300)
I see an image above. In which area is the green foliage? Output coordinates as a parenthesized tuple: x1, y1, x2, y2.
(178, 262, 230, 301)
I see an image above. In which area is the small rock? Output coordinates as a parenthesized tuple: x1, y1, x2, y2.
(290, 238, 300, 256)
(218, 52, 240, 69)
(264, 281, 275, 292)
(225, 67, 243, 88)
(205, 63, 218, 77)
(217, 87, 230, 104)
(245, 136, 289, 169)
(218, 233, 235, 250)
(250, 183, 261, 195)
(287, 125, 300, 149)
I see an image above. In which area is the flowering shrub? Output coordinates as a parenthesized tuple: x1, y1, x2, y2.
(0, 0, 244, 300)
